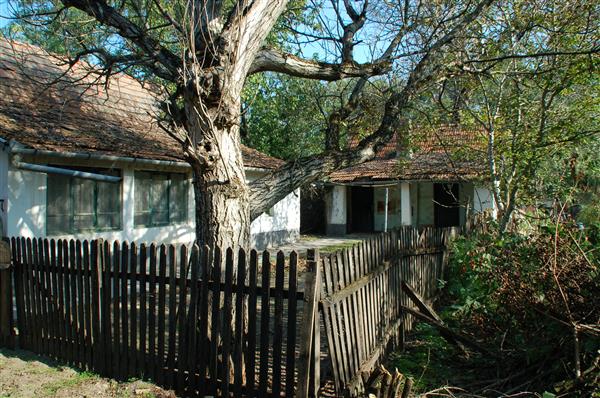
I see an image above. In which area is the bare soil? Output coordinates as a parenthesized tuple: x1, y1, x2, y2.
(0, 349, 176, 398)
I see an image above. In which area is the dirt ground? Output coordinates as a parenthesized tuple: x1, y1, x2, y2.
(0, 349, 175, 398)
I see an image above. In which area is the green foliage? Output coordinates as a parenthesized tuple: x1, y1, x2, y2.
(443, 222, 600, 394)
(241, 73, 328, 159)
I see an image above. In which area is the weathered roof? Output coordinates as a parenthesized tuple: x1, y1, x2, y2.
(0, 39, 284, 170)
(328, 126, 487, 183)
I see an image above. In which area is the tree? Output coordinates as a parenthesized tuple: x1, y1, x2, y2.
(417, 0, 599, 231)
(3, 0, 502, 249)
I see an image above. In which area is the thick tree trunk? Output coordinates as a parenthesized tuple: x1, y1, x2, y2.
(185, 97, 251, 250)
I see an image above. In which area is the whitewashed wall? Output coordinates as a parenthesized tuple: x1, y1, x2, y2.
(5, 160, 299, 248)
(473, 186, 496, 217)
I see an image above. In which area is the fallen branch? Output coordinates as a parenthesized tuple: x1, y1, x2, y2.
(400, 305, 501, 360)
(401, 282, 469, 356)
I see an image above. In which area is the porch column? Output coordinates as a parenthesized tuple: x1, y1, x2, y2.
(326, 185, 347, 236)
(122, 168, 135, 236)
(400, 182, 412, 226)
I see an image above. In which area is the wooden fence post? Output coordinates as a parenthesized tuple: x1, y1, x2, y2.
(297, 249, 321, 398)
(0, 239, 14, 348)
(91, 239, 105, 374)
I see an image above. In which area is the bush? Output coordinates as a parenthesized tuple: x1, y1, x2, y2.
(445, 221, 600, 395)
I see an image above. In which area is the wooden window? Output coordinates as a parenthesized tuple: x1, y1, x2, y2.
(46, 169, 121, 234)
(134, 171, 188, 227)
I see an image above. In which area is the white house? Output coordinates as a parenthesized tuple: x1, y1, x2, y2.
(0, 40, 299, 248)
(324, 127, 496, 234)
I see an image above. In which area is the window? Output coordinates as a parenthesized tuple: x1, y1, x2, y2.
(46, 169, 121, 234)
(134, 171, 188, 227)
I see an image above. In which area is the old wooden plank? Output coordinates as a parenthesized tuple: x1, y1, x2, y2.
(196, 245, 211, 396)
(31, 238, 43, 355)
(258, 250, 271, 397)
(296, 249, 320, 398)
(157, 245, 167, 386)
(321, 255, 342, 393)
(220, 248, 234, 397)
(119, 241, 129, 378)
(128, 243, 138, 377)
(233, 248, 246, 398)
(246, 250, 258, 395)
(76, 240, 86, 368)
(12, 238, 25, 350)
(111, 241, 120, 375)
(148, 243, 158, 381)
(208, 247, 222, 394)
(82, 241, 92, 371)
(271, 251, 285, 397)
(285, 251, 298, 398)
(176, 245, 188, 392)
(166, 245, 177, 390)
(91, 240, 103, 373)
(139, 243, 148, 378)
(101, 241, 112, 377)
(185, 245, 199, 396)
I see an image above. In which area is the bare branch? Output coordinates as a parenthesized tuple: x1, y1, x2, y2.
(249, 47, 391, 80)
(59, 0, 182, 80)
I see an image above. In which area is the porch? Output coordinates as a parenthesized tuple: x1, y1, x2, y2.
(324, 181, 494, 235)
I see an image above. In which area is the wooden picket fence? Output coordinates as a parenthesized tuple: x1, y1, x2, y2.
(0, 226, 456, 397)
(318, 226, 457, 396)
(1, 238, 320, 397)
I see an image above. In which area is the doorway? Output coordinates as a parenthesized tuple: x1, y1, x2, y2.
(349, 186, 374, 232)
(433, 183, 460, 227)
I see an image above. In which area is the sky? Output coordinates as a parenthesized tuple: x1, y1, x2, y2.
(0, 1, 11, 29)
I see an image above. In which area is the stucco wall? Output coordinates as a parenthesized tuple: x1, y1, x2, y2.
(325, 185, 347, 235)
(473, 186, 496, 217)
(417, 182, 434, 226)
(6, 161, 299, 248)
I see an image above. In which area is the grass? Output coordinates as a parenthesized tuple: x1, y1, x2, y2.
(0, 348, 173, 398)
(40, 371, 98, 396)
(388, 322, 492, 394)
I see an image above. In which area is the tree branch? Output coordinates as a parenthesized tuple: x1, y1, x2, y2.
(59, 0, 182, 80)
(248, 47, 391, 80)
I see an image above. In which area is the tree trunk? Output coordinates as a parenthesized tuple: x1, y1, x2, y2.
(185, 97, 251, 250)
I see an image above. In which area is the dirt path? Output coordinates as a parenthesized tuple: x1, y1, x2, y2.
(0, 349, 175, 398)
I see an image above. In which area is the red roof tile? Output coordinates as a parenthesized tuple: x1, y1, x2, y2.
(329, 127, 487, 182)
(0, 39, 284, 170)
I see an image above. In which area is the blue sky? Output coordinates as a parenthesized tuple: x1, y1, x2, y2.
(0, 1, 10, 28)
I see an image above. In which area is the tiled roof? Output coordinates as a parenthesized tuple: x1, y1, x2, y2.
(0, 39, 284, 170)
(328, 127, 487, 183)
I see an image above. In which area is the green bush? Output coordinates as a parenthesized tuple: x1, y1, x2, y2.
(444, 222, 600, 394)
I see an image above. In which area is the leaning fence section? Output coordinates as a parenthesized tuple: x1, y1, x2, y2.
(319, 226, 456, 396)
(4, 237, 319, 397)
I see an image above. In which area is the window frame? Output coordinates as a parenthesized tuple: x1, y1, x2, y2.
(134, 171, 189, 228)
(46, 168, 122, 235)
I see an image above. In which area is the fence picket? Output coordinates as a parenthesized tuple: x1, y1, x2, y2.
(157, 245, 167, 386)
(233, 248, 246, 398)
(272, 251, 285, 397)
(119, 241, 129, 378)
(246, 250, 258, 395)
(258, 250, 271, 397)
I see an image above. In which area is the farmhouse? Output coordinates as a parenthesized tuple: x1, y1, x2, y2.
(0, 40, 299, 248)
(324, 127, 496, 234)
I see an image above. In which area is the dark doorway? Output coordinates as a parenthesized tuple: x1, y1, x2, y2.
(349, 186, 374, 232)
(434, 183, 460, 227)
